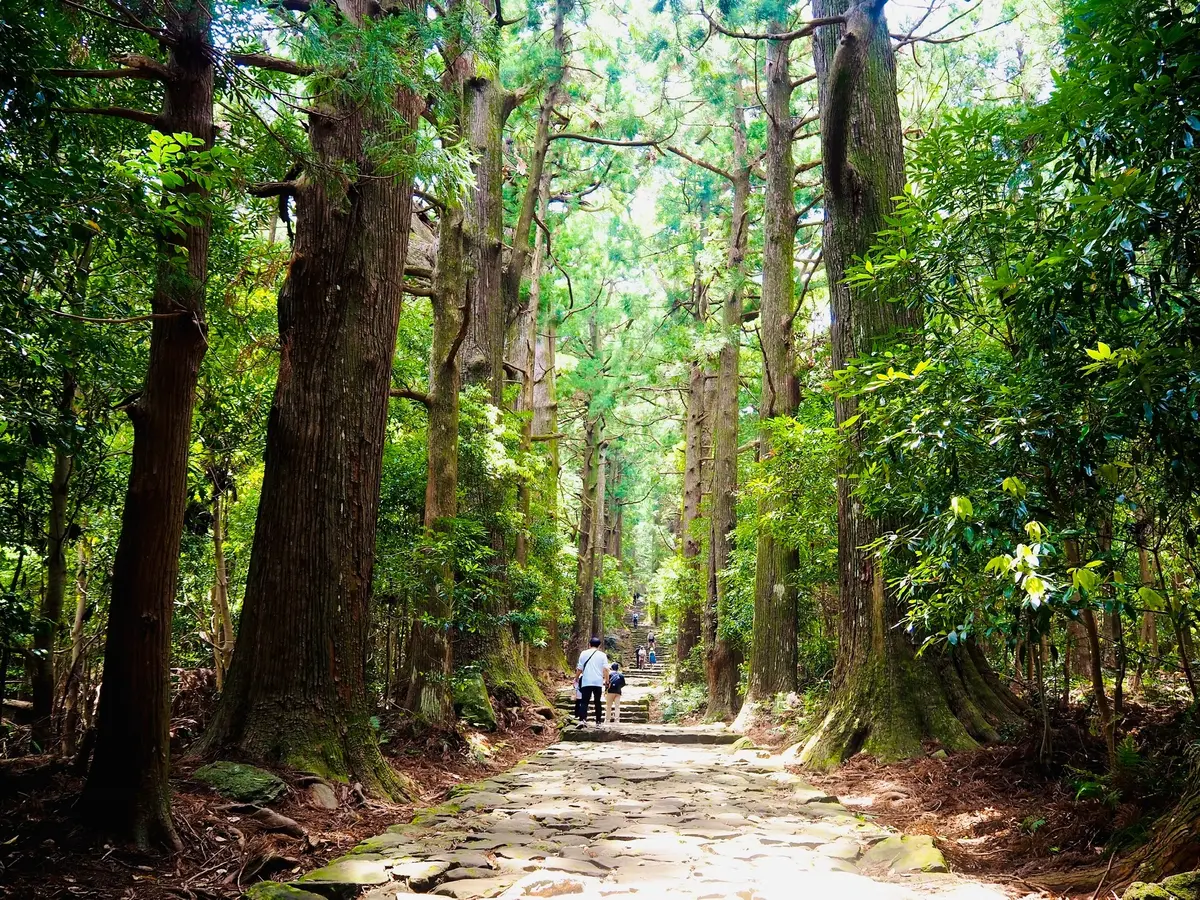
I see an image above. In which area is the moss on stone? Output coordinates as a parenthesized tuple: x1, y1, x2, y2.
(194, 761, 286, 804)
(243, 882, 327, 899)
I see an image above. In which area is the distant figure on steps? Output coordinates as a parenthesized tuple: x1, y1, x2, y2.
(632, 612, 639, 629)
(648, 647, 656, 664)
(636, 646, 646, 668)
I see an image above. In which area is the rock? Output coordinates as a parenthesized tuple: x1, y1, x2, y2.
(393, 859, 453, 890)
(454, 673, 499, 730)
(247, 807, 307, 838)
(195, 762, 287, 804)
(362, 889, 433, 900)
(297, 857, 393, 898)
(859, 834, 948, 874)
(930, 749, 948, 760)
(243, 883, 327, 900)
(730, 736, 757, 751)
(457, 791, 511, 811)
(432, 876, 518, 899)
(501, 873, 592, 898)
(308, 782, 339, 809)
(1124, 872, 1200, 899)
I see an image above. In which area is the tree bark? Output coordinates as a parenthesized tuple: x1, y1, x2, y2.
(590, 441, 607, 639)
(800, 0, 1019, 766)
(207, 463, 235, 690)
(677, 358, 707, 680)
(62, 540, 90, 756)
(570, 416, 599, 655)
(744, 24, 800, 708)
(403, 194, 466, 728)
(201, 0, 420, 792)
(81, 0, 213, 849)
(706, 98, 751, 721)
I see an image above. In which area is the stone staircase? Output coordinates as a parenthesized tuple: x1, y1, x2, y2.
(622, 608, 669, 680)
(553, 690, 651, 724)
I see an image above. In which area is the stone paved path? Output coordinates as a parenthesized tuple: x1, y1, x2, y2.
(260, 739, 1012, 900)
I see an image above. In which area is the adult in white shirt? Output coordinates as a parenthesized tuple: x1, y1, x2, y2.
(575, 636, 610, 725)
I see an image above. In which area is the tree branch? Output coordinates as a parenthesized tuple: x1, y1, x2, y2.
(665, 145, 734, 182)
(41, 53, 169, 81)
(390, 388, 431, 408)
(548, 132, 664, 147)
(248, 180, 298, 198)
(230, 52, 314, 76)
(57, 105, 161, 127)
(701, 4, 845, 41)
(530, 432, 566, 442)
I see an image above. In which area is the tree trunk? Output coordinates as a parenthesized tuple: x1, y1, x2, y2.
(207, 465, 235, 690)
(569, 416, 599, 655)
(201, 6, 419, 793)
(800, 0, 1020, 766)
(677, 360, 707, 680)
(403, 196, 466, 728)
(32, 403, 73, 747)
(80, 1, 213, 849)
(461, 73, 512, 400)
(62, 540, 89, 756)
(705, 97, 751, 722)
(744, 24, 799, 709)
(590, 441, 607, 639)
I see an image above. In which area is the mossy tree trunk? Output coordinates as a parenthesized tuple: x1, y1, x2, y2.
(81, 0, 213, 849)
(744, 25, 799, 709)
(569, 413, 600, 656)
(590, 440, 607, 639)
(677, 344, 708, 681)
(706, 97, 751, 721)
(403, 195, 466, 729)
(201, 0, 420, 793)
(801, 0, 1022, 767)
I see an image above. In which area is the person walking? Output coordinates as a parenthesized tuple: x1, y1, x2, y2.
(605, 662, 626, 724)
(636, 645, 645, 669)
(575, 636, 609, 727)
(647, 631, 656, 664)
(632, 612, 639, 629)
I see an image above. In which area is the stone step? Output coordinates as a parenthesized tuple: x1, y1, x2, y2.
(561, 724, 739, 744)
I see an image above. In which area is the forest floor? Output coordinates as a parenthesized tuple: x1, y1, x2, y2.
(0, 696, 558, 899)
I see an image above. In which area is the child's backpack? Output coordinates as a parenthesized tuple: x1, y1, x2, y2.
(609, 672, 626, 693)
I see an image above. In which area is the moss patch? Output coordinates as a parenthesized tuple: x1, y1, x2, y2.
(193, 761, 286, 804)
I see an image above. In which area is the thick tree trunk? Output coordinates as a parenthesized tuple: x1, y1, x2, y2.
(461, 74, 511, 400)
(801, 0, 1020, 767)
(201, 9, 419, 793)
(569, 418, 599, 655)
(706, 101, 751, 721)
(81, 0, 213, 849)
(404, 199, 466, 728)
(744, 26, 799, 710)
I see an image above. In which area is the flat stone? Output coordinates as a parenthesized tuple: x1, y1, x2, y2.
(297, 857, 393, 894)
(458, 792, 512, 811)
(244, 883, 327, 900)
(432, 876, 519, 899)
(858, 834, 948, 874)
(444, 867, 501, 881)
(393, 859, 453, 890)
(540, 857, 610, 875)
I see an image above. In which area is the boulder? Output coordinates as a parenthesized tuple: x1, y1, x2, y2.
(308, 782, 339, 810)
(454, 673, 498, 730)
(859, 834, 948, 874)
(1124, 871, 1200, 899)
(194, 762, 287, 804)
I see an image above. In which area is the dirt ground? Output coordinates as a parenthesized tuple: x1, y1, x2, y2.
(0, 706, 558, 899)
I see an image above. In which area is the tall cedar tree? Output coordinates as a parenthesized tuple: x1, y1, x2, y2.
(800, 0, 1022, 767)
(201, 0, 421, 792)
(705, 96, 751, 720)
(743, 24, 800, 709)
(80, 0, 214, 849)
